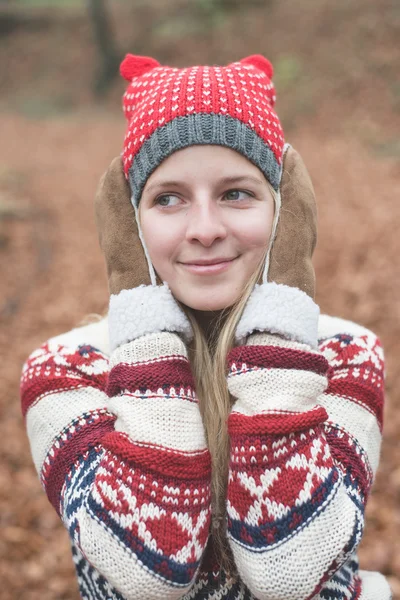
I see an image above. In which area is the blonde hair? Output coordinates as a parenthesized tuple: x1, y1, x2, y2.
(179, 246, 266, 579)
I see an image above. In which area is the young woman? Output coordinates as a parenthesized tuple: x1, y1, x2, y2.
(20, 54, 392, 599)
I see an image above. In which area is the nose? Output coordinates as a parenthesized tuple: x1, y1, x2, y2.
(185, 199, 227, 247)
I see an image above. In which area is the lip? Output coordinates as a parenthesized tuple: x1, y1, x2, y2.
(179, 257, 238, 275)
(183, 256, 237, 266)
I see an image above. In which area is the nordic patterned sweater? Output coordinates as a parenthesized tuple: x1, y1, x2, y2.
(20, 282, 392, 600)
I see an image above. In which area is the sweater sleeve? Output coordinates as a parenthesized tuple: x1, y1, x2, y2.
(20, 296, 211, 599)
(225, 287, 385, 600)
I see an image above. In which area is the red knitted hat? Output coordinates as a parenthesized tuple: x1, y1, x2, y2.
(120, 54, 285, 206)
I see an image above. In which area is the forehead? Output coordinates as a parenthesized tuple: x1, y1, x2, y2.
(146, 145, 266, 180)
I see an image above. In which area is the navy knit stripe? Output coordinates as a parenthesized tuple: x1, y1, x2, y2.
(228, 468, 340, 550)
(86, 493, 199, 586)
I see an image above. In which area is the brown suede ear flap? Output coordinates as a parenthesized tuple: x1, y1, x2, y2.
(94, 157, 161, 295)
(267, 146, 317, 299)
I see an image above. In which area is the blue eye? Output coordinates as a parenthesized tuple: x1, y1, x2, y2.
(224, 189, 252, 201)
(155, 194, 180, 207)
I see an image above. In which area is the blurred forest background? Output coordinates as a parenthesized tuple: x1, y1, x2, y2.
(0, 0, 399, 598)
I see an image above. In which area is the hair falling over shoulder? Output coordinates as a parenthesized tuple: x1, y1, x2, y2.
(181, 246, 268, 579)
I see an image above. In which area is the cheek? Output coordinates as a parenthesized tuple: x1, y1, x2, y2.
(140, 213, 182, 273)
(231, 205, 274, 252)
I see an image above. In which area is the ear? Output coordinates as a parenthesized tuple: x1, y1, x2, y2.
(120, 54, 161, 81)
(240, 54, 274, 79)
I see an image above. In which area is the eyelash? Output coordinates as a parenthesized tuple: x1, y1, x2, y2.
(224, 189, 253, 201)
(154, 189, 254, 207)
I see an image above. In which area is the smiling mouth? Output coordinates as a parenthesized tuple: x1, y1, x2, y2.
(179, 257, 238, 274)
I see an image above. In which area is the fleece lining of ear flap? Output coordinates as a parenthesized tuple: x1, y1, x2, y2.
(108, 284, 193, 352)
(235, 282, 320, 349)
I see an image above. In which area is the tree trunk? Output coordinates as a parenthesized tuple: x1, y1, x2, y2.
(87, 0, 121, 97)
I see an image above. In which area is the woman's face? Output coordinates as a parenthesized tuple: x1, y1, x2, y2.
(139, 145, 275, 311)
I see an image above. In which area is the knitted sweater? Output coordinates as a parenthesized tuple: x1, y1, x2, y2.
(20, 288, 392, 600)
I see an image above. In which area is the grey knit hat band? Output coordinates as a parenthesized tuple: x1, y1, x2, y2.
(128, 113, 281, 207)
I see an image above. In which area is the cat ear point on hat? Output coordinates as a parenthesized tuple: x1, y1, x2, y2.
(240, 55, 274, 79)
(120, 54, 161, 81)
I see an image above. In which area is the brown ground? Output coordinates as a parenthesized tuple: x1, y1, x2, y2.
(0, 1, 399, 598)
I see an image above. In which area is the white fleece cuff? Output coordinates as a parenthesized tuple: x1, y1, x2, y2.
(235, 282, 320, 349)
(108, 284, 193, 352)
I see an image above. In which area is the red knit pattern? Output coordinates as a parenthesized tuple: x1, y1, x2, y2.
(101, 431, 211, 479)
(228, 344, 329, 376)
(46, 416, 115, 515)
(319, 332, 385, 430)
(106, 357, 196, 398)
(121, 55, 284, 178)
(20, 342, 108, 418)
(324, 424, 372, 499)
(228, 405, 329, 435)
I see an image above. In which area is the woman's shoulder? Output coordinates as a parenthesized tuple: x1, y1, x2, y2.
(318, 312, 379, 343)
(48, 315, 110, 356)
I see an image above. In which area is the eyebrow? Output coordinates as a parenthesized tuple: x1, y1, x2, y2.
(217, 175, 265, 187)
(145, 180, 185, 194)
(144, 175, 265, 195)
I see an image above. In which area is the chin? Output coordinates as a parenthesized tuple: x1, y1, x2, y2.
(173, 287, 239, 312)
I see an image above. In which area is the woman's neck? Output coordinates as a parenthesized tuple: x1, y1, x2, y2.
(191, 309, 228, 343)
